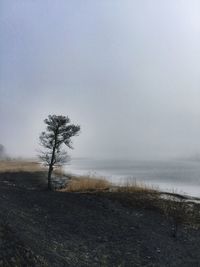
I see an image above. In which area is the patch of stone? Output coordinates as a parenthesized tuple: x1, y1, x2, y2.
(51, 175, 70, 190)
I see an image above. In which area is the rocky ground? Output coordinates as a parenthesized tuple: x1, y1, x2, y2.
(0, 170, 200, 266)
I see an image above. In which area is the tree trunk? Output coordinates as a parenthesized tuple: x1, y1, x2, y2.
(47, 165, 53, 190)
(47, 128, 58, 190)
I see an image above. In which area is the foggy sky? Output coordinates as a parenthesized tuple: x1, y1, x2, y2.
(1, 0, 200, 160)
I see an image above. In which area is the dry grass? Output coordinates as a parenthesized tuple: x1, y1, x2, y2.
(62, 175, 158, 194)
(0, 160, 45, 173)
(62, 175, 111, 192)
(116, 178, 159, 194)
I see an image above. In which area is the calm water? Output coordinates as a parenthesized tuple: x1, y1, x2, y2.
(65, 158, 200, 197)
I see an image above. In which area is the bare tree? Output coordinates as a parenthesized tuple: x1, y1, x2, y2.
(39, 115, 80, 190)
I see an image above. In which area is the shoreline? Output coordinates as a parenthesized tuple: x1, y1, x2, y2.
(64, 158, 200, 198)
(62, 170, 200, 201)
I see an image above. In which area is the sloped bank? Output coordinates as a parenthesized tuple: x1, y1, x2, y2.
(0, 161, 200, 266)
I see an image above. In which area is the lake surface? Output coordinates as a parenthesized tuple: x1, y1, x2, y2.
(64, 158, 200, 197)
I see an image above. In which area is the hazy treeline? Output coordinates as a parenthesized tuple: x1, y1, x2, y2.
(0, 144, 7, 160)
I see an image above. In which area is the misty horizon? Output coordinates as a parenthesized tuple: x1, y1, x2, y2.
(1, 1, 200, 161)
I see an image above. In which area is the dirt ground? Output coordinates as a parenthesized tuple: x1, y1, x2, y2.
(0, 171, 200, 267)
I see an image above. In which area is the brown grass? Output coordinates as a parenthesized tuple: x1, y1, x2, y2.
(62, 175, 111, 192)
(62, 175, 158, 194)
(0, 160, 45, 173)
(116, 178, 158, 194)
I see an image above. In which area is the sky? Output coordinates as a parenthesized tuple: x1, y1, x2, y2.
(1, 0, 200, 160)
